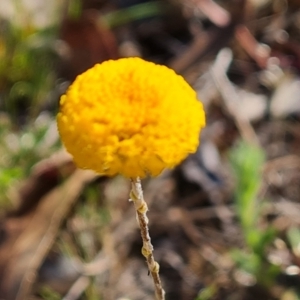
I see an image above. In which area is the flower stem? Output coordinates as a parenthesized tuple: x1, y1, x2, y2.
(130, 177, 165, 300)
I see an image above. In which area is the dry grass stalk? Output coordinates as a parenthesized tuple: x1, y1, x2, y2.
(130, 178, 165, 300)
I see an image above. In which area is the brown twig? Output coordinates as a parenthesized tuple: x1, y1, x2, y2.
(63, 276, 90, 300)
(184, 0, 230, 27)
(210, 48, 259, 146)
(10, 169, 97, 300)
(130, 178, 165, 300)
(235, 25, 270, 68)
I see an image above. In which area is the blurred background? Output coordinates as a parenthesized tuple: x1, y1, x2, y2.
(1, 0, 300, 299)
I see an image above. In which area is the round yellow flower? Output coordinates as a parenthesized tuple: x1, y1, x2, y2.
(57, 57, 205, 178)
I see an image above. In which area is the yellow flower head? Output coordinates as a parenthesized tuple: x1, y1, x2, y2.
(57, 57, 205, 178)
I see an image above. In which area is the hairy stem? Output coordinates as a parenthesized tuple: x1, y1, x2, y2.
(130, 177, 165, 300)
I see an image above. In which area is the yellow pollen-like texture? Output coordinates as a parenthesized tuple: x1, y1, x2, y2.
(57, 57, 206, 178)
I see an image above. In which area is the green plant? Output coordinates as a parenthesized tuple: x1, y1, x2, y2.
(195, 285, 217, 300)
(0, 113, 60, 209)
(0, 17, 57, 122)
(102, 1, 165, 28)
(38, 285, 61, 300)
(230, 141, 278, 286)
